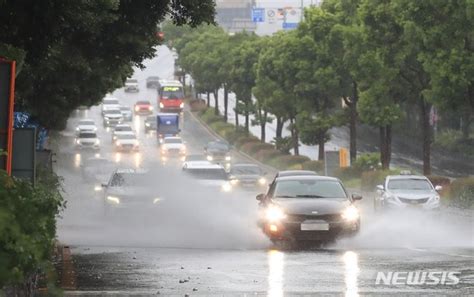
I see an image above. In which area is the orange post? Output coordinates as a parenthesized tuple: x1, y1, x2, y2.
(339, 148, 348, 168)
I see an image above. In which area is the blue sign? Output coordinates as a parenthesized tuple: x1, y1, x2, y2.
(283, 22, 299, 29)
(252, 8, 265, 23)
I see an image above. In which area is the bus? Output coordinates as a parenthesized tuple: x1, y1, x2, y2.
(157, 80, 184, 112)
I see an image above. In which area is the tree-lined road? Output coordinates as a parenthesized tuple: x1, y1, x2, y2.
(54, 47, 474, 296)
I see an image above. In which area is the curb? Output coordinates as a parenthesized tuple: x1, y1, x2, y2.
(186, 109, 277, 175)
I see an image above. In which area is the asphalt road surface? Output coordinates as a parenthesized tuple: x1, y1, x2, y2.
(55, 46, 474, 296)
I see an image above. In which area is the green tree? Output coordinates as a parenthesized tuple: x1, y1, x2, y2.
(0, 0, 215, 129)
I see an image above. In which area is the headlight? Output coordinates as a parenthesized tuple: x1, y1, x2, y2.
(107, 196, 120, 204)
(135, 106, 140, 112)
(76, 139, 81, 145)
(148, 106, 153, 111)
(225, 155, 231, 161)
(207, 155, 213, 161)
(179, 102, 184, 108)
(116, 141, 121, 146)
(76, 127, 80, 131)
(153, 197, 161, 204)
(93, 127, 97, 132)
(341, 205, 359, 222)
(95, 139, 100, 145)
(221, 182, 232, 192)
(258, 177, 267, 185)
(230, 179, 239, 186)
(265, 205, 286, 222)
(145, 123, 150, 127)
(159, 102, 164, 108)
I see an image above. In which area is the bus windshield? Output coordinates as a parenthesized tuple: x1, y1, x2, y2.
(160, 86, 184, 99)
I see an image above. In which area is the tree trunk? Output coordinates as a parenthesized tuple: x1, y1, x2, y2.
(461, 109, 471, 139)
(420, 100, 432, 175)
(244, 100, 250, 132)
(349, 81, 358, 163)
(214, 89, 219, 115)
(290, 117, 299, 155)
(379, 125, 392, 170)
(260, 110, 267, 142)
(223, 85, 228, 122)
(318, 133, 325, 161)
(276, 117, 284, 139)
(235, 105, 239, 128)
(206, 92, 210, 107)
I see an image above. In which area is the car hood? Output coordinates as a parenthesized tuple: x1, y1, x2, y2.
(77, 125, 96, 131)
(116, 139, 138, 145)
(103, 104, 120, 110)
(163, 143, 185, 150)
(231, 174, 261, 181)
(107, 186, 155, 198)
(272, 198, 350, 216)
(78, 138, 98, 143)
(104, 114, 122, 119)
(388, 189, 435, 199)
(207, 149, 229, 154)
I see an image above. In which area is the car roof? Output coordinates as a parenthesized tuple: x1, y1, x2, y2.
(136, 100, 151, 104)
(184, 161, 224, 170)
(114, 124, 132, 129)
(79, 118, 94, 122)
(276, 170, 317, 177)
(103, 97, 119, 102)
(164, 136, 181, 140)
(147, 76, 160, 79)
(276, 175, 339, 182)
(120, 106, 130, 110)
(387, 175, 428, 180)
(159, 79, 182, 85)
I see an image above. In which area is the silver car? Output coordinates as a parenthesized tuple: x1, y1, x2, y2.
(375, 174, 442, 211)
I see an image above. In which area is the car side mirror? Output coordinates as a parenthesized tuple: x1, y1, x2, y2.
(352, 193, 363, 201)
(435, 185, 443, 191)
(376, 185, 384, 191)
(256, 193, 266, 201)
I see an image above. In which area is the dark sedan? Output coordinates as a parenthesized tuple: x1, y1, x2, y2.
(204, 141, 231, 163)
(257, 175, 362, 246)
(228, 163, 267, 189)
(144, 115, 157, 133)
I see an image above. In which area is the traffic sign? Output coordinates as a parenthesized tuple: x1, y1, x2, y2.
(251, 8, 265, 23)
(282, 22, 298, 29)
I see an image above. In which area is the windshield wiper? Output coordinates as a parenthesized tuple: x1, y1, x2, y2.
(275, 195, 296, 198)
(296, 194, 326, 198)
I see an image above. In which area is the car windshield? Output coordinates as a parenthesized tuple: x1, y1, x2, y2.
(103, 99, 119, 105)
(207, 142, 229, 151)
(146, 116, 155, 122)
(185, 168, 227, 180)
(79, 120, 94, 126)
(387, 179, 432, 190)
(120, 107, 130, 111)
(126, 79, 138, 83)
(164, 138, 182, 144)
(231, 165, 261, 175)
(273, 179, 347, 199)
(185, 155, 206, 162)
(79, 133, 97, 139)
(147, 76, 159, 81)
(105, 109, 122, 115)
(117, 134, 136, 140)
(110, 173, 147, 187)
(137, 101, 150, 105)
(115, 126, 132, 132)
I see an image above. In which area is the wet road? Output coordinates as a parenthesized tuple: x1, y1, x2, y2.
(56, 46, 474, 296)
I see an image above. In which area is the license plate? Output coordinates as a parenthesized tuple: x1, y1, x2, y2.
(301, 220, 329, 231)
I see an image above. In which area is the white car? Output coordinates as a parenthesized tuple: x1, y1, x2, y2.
(102, 97, 120, 115)
(112, 124, 134, 143)
(103, 108, 124, 127)
(182, 161, 231, 192)
(114, 132, 139, 152)
(160, 136, 186, 157)
(75, 119, 97, 135)
(124, 79, 139, 92)
(75, 131, 100, 150)
(375, 174, 442, 211)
